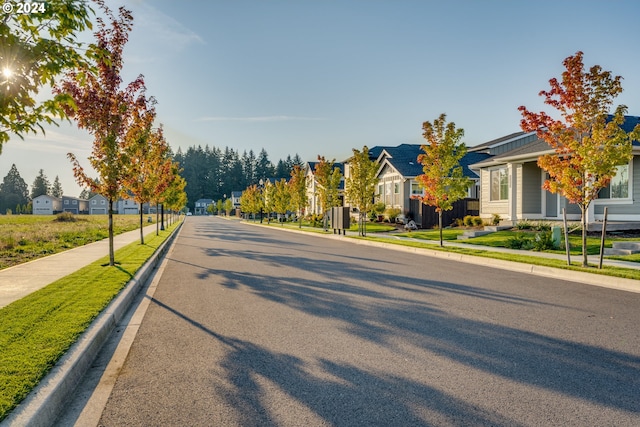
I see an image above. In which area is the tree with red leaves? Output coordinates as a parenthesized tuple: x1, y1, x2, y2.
(57, 3, 145, 266)
(519, 51, 640, 267)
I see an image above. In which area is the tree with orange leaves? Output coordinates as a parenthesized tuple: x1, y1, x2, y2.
(57, 3, 145, 266)
(122, 95, 173, 244)
(415, 113, 471, 246)
(519, 51, 640, 267)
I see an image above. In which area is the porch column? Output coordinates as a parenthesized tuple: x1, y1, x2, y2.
(508, 163, 518, 222)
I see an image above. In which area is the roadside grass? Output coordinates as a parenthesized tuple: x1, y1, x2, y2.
(359, 236, 640, 280)
(398, 228, 640, 260)
(0, 221, 179, 422)
(0, 215, 155, 270)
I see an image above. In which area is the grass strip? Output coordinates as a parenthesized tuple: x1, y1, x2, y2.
(357, 236, 640, 280)
(0, 222, 180, 421)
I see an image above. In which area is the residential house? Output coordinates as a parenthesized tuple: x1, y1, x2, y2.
(305, 162, 345, 215)
(194, 198, 213, 215)
(116, 198, 141, 215)
(88, 194, 114, 214)
(32, 194, 62, 215)
(373, 144, 490, 221)
(62, 196, 88, 214)
(470, 116, 640, 228)
(231, 191, 242, 209)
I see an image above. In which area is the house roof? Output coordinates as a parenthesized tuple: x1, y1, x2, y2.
(468, 132, 525, 152)
(379, 144, 490, 179)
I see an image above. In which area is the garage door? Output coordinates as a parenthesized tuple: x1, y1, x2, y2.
(91, 208, 107, 214)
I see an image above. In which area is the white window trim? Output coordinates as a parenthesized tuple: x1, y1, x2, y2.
(594, 160, 633, 205)
(489, 166, 509, 202)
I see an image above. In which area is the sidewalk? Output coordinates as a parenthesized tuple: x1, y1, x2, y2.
(0, 224, 159, 309)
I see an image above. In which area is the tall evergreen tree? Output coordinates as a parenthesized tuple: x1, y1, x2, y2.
(0, 164, 29, 213)
(51, 175, 63, 197)
(30, 169, 51, 199)
(256, 148, 274, 181)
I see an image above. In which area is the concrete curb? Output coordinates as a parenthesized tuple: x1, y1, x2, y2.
(242, 221, 640, 294)
(1, 222, 184, 427)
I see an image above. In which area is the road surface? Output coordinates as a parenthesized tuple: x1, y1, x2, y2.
(65, 216, 640, 426)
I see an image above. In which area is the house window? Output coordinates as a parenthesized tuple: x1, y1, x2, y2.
(490, 167, 509, 201)
(101, 200, 105, 205)
(599, 164, 630, 199)
(411, 182, 422, 196)
(92, 200, 96, 205)
(64, 200, 69, 205)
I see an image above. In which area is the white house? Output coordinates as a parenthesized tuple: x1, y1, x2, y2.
(32, 195, 62, 215)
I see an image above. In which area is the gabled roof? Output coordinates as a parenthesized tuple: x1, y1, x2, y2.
(468, 132, 525, 152)
(378, 144, 490, 179)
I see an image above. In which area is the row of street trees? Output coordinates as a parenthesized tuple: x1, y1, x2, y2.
(239, 52, 640, 265)
(2, 1, 186, 266)
(57, 3, 186, 262)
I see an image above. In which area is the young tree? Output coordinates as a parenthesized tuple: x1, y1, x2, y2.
(288, 165, 307, 228)
(519, 51, 640, 267)
(314, 156, 342, 230)
(51, 175, 63, 197)
(240, 184, 263, 221)
(0, 164, 29, 213)
(58, 4, 145, 266)
(345, 146, 379, 236)
(31, 169, 51, 199)
(0, 0, 95, 152)
(122, 95, 172, 244)
(415, 114, 471, 246)
(161, 163, 187, 226)
(272, 178, 291, 224)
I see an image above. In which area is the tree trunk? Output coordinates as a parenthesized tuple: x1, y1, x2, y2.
(108, 198, 115, 266)
(139, 209, 144, 244)
(438, 211, 443, 247)
(581, 205, 588, 267)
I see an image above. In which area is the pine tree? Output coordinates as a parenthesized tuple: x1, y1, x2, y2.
(0, 164, 29, 213)
(51, 175, 63, 197)
(31, 169, 50, 199)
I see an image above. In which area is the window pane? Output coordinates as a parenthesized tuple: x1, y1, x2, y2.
(610, 165, 629, 199)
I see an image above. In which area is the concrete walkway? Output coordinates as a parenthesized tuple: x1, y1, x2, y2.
(0, 224, 159, 309)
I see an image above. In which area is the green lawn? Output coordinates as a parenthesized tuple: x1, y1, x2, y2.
(0, 221, 179, 422)
(0, 214, 155, 270)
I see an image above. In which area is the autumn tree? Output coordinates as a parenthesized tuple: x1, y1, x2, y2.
(57, 4, 145, 266)
(415, 114, 471, 246)
(519, 51, 640, 267)
(31, 169, 50, 199)
(272, 178, 291, 224)
(288, 165, 307, 228)
(161, 163, 187, 226)
(122, 95, 173, 244)
(314, 156, 342, 229)
(345, 146, 378, 236)
(241, 184, 263, 221)
(0, 0, 95, 152)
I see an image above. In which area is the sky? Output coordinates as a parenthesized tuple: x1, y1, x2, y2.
(3, 0, 640, 197)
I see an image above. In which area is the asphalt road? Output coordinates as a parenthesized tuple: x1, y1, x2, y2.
(74, 216, 640, 426)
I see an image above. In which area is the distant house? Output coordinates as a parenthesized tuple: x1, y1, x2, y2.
(88, 194, 111, 214)
(116, 198, 140, 215)
(62, 196, 88, 214)
(305, 161, 345, 215)
(194, 198, 213, 215)
(32, 195, 62, 215)
(231, 191, 242, 209)
(470, 116, 640, 227)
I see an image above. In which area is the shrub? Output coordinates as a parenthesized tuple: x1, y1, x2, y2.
(54, 212, 78, 222)
(532, 230, 556, 251)
(385, 208, 401, 222)
(463, 215, 474, 227)
(505, 233, 533, 250)
(515, 219, 532, 230)
(533, 221, 551, 232)
(454, 218, 464, 227)
(491, 213, 501, 225)
(472, 216, 484, 227)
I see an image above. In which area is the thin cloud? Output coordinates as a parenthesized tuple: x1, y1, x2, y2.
(196, 115, 325, 123)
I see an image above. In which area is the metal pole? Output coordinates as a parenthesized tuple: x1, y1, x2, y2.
(599, 207, 608, 269)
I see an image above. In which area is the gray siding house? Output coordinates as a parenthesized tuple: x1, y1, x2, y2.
(470, 116, 640, 226)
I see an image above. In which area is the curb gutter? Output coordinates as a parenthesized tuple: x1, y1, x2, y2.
(1, 222, 183, 427)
